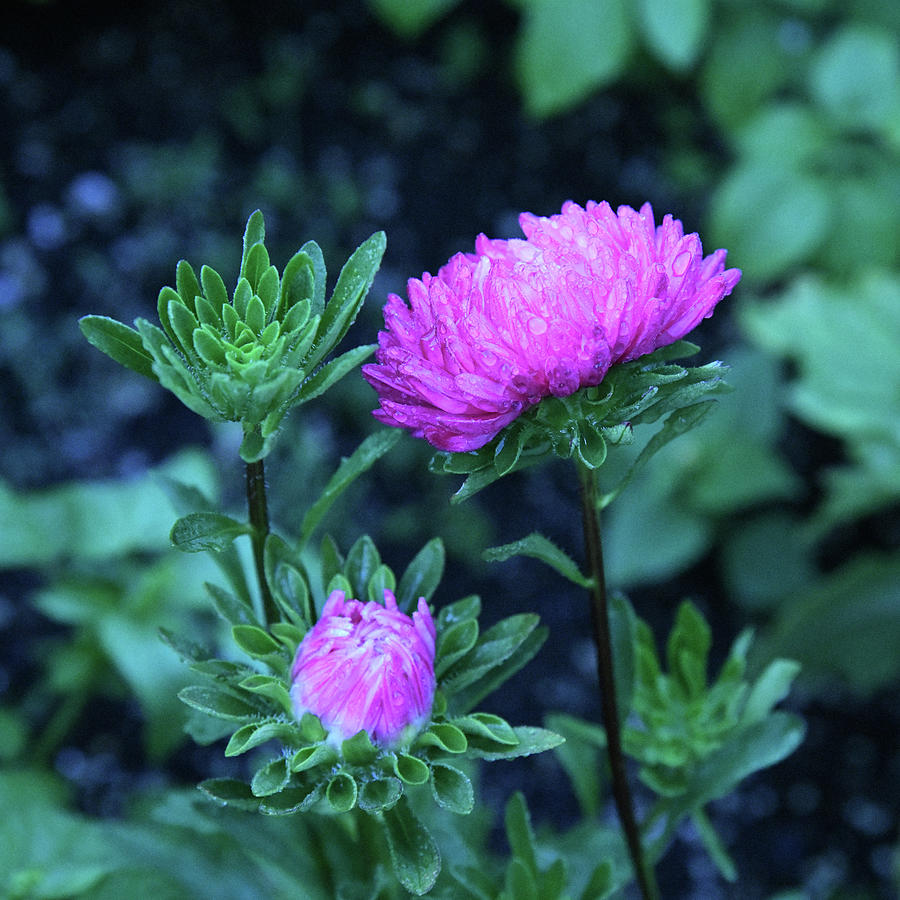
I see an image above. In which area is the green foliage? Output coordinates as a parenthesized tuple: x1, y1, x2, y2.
(81, 212, 385, 462)
(742, 272, 900, 533)
(430, 341, 729, 502)
(166, 529, 560, 892)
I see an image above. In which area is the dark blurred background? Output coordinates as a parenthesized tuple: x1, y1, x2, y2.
(1, 0, 898, 897)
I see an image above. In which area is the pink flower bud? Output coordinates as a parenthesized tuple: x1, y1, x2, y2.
(290, 589, 437, 747)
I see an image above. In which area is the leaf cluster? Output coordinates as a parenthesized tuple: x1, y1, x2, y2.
(430, 341, 729, 502)
(80, 211, 385, 461)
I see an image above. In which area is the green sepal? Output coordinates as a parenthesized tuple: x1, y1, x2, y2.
(392, 753, 430, 785)
(342, 729, 379, 765)
(359, 777, 402, 813)
(170, 512, 251, 552)
(430, 763, 474, 814)
(78, 315, 158, 381)
(326, 772, 358, 812)
(250, 756, 291, 797)
(259, 782, 323, 815)
(198, 777, 262, 811)
(291, 743, 337, 772)
(414, 722, 467, 754)
(299, 712, 327, 742)
(225, 720, 302, 757)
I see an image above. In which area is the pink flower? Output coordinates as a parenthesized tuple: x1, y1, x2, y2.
(290, 588, 436, 747)
(363, 201, 741, 451)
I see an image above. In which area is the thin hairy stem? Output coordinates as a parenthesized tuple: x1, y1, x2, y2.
(245, 455, 278, 626)
(577, 461, 659, 900)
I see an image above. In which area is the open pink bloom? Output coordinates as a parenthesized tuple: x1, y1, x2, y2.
(363, 200, 741, 451)
(290, 588, 436, 747)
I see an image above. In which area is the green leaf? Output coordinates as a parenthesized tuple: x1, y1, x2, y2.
(200, 263, 229, 311)
(692, 807, 738, 882)
(240, 210, 266, 279)
(341, 730, 379, 766)
(436, 619, 479, 679)
(206, 581, 257, 627)
(79, 315, 158, 381)
(305, 231, 386, 373)
(809, 24, 900, 132)
(381, 797, 441, 896)
(466, 726, 565, 761)
(299, 429, 401, 545)
(291, 743, 337, 772)
(175, 259, 201, 312)
(178, 685, 262, 722)
(431, 763, 474, 814)
(232, 626, 284, 660)
(666, 601, 711, 700)
(609, 593, 638, 726)
(515, 0, 632, 117)
(240, 674, 293, 714)
(170, 512, 251, 552)
(368, 0, 462, 39)
(483, 532, 592, 589)
(397, 537, 445, 610)
(415, 723, 467, 754)
(742, 659, 801, 725)
(393, 754, 430, 785)
(279, 244, 323, 320)
(294, 344, 375, 405)
(545, 713, 607, 818)
(453, 712, 519, 746)
(636, 0, 709, 70)
(710, 162, 831, 283)
(366, 563, 396, 604)
(505, 792, 538, 878)
(344, 535, 381, 601)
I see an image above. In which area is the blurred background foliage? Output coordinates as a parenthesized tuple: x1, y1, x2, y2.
(1, 0, 898, 896)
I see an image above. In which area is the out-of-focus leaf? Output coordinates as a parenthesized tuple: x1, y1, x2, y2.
(367, 0, 462, 39)
(636, 0, 709, 70)
(515, 0, 632, 117)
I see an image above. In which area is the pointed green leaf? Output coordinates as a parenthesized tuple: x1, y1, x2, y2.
(239, 673, 293, 714)
(225, 720, 302, 757)
(483, 532, 592, 589)
(299, 429, 401, 545)
(257, 265, 280, 316)
(242, 242, 270, 295)
(79, 315, 158, 381)
(305, 231, 386, 372)
(178, 684, 262, 722)
(692, 807, 738, 882)
(240, 210, 265, 278)
(294, 343, 375, 405)
(232, 627, 284, 661)
(341, 729, 379, 765)
(167, 298, 201, 356)
(290, 743, 336, 772)
(741, 659, 801, 726)
(244, 294, 266, 335)
(397, 537, 445, 610)
(345, 535, 381, 600)
(382, 797, 441, 896)
(175, 259, 201, 312)
(198, 777, 261, 811)
(505, 791, 538, 877)
(200, 263, 229, 310)
(367, 563, 397, 604)
(280, 243, 324, 320)
(170, 512, 251, 552)
(205, 581, 257, 627)
(435, 619, 479, 678)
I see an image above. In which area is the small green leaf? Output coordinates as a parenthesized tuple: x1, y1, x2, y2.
(483, 532, 592, 589)
(367, 563, 397, 604)
(240, 210, 266, 278)
(178, 685, 262, 722)
(232, 626, 284, 659)
(453, 712, 519, 746)
(200, 264, 229, 311)
(742, 659, 801, 725)
(382, 797, 441, 896)
(78, 315, 158, 381)
(637, 0, 709, 70)
(430, 763, 474, 814)
(279, 245, 320, 319)
(505, 792, 538, 877)
(239, 673, 293, 714)
(416, 723, 467, 754)
(436, 619, 479, 678)
(175, 259, 201, 311)
(170, 513, 251, 552)
(692, 807, 738, 882)
(291, 743, 336, 772)
(397, 537, 446, 610)
(466, 726, 564, 761)
(259, 782, 323, 815)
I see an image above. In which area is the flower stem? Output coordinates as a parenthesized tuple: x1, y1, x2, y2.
(245, 455, 278, 626)
(577, 461, 658, 900)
